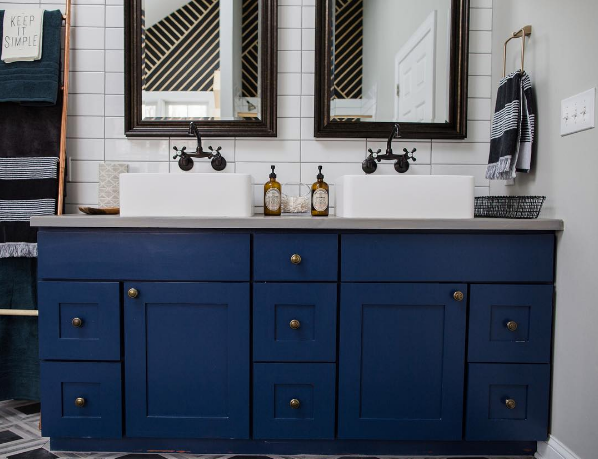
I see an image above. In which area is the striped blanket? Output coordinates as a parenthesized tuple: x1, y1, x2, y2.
(486, 71, 535, 180)
(0, 94, 62, 258)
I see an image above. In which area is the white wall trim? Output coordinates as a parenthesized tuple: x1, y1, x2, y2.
(536, 436, 582, 459)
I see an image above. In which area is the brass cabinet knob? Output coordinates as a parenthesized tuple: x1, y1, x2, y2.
(289, 398, 301, 409)
(453, 291, 465, 302)
(75, 397, 86, 408)
(71, 317, 83, 328)
(289, 319, 301, 330)
(505, 399, 517, 410)
(506, 321, 518, 332)
(290, 254, 302, 265)
(128, 288, 139, 299)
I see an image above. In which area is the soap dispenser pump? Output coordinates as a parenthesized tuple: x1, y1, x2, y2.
(311, 165, 329, 217)
(264, 165, 282, 216)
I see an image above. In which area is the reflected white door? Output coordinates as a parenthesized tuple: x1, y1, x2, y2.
(394, 11, 437, 122)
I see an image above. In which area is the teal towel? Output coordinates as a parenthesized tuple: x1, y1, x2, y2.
(0, 258, 39, 401)
(0, 10, 62, 105)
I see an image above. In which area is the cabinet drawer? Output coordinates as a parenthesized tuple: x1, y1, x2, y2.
(40, 361, 122, 439)
(254, 234, 338, 281)
(469, 285, 553, 363)
(39, 282, 120, 361)
(341, 234, 554, 282)
(38, 231, 250, 281)
(466, 364, 550, 441)
(254, 284, 337, 362)
(253, 363, 336, 440)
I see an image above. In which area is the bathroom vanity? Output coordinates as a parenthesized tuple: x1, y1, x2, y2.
(32, 216, 563, 456)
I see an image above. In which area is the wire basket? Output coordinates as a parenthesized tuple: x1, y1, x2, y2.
(474, 196, 546, 219)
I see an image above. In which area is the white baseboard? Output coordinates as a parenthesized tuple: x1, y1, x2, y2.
(536, 436, 582, 459)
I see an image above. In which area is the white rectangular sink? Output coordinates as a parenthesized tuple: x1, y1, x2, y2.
(336, 175, 475, 219)
(120, 173, 254, 217)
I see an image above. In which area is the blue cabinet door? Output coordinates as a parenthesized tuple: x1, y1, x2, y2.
(124, 282, 250, 439)
(338, 283, 467, 440)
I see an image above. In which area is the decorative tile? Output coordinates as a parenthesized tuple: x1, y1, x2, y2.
(7, 448, 58, 459)
(15, 403, 41, 415)
(0, 430, 23, 444)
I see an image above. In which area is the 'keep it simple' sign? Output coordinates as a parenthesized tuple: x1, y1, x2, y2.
(3, 13, 41, 50)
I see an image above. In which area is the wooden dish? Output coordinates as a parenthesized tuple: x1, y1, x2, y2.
(78, 207, 120, 215)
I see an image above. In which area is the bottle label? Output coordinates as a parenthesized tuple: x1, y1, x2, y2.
(313, 189, 329, 212)
(265, 188, 281, 211)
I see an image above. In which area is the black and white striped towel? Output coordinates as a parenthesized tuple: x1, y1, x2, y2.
(486, 71, 535, 180)
(0, 93, 62, 258)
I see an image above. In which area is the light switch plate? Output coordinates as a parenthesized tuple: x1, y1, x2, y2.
(561, 88, 596, 136)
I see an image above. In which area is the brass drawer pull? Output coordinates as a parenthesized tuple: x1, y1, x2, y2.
(289, 319, 301, 330)
(289, 398, 301, 409)
(71, 317, 83, 328)
(75, 397, 86, 408)
(506, 321, 518, 332)
(505, 398, 517, 410)
(128, 288, 139, 299)
(453, 291, 464, 302)
(290, 254, 302, 265)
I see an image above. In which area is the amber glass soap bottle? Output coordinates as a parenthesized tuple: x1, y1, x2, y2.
(311, 165, 329, 217)
(264, 165, 281, 216)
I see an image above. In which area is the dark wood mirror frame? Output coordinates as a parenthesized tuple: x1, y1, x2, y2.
(125, 0, 278, 138)
(315, 0, 470, 139)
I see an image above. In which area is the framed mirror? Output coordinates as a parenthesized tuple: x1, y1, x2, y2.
(315, 0, 469, 139)
(125, 0, 277, 137)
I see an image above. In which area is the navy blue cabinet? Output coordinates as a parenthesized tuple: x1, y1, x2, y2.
(124, 282, 250, 439)
(36, 229, 556, 456)
(338, 283, 468, 440)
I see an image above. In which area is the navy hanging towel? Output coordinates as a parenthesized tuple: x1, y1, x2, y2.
(486, 70, 535, 180)
(0, 91, 62, 258)
(0, 10, 62, 105)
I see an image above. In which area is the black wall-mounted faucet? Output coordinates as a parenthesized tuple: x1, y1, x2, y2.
(172, 122, 227, 172)
(362, 123, 417, 174)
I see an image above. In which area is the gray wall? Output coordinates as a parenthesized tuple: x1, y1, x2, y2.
(492, 2, 598, 458)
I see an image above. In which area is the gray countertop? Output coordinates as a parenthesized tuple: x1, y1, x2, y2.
(31, 215, 564, 231)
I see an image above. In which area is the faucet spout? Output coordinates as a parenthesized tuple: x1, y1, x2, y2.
(189, 122, 203, 154)
(386, 123, 401, 155)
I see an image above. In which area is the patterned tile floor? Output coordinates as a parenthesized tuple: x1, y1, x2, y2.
(0, 400, 533, 459)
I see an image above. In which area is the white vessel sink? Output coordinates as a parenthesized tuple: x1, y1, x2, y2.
(336, 175, 475, 219)
(120, 173, 254, 217)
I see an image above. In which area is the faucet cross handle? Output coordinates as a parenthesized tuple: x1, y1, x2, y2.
(368, 148, 382, 160)
(172, 146, 187, 160)
(403, 148, 417, 162)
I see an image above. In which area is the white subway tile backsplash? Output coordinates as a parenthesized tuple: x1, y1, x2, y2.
(236, 141, 301, 162)
(69, 72, 105, 94)
(279, 6, 302, 29)
(6, 1, 494, 211)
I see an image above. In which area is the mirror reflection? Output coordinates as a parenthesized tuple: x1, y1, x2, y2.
(141, 0, 261, 121)
(331, 0, 451, 123)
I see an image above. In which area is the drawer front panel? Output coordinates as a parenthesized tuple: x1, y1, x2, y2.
(469, 285, 553, 363)
(254, 283, 337, 362)
(253, 363, 336, 440)
(38, 231, 250, 281)
(254, 234, 338, 281)
(40, 362, 122, 439)
(39, 282, 120, 361)
(466, 364, 550, 441)
(342, 234, 554, 282)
